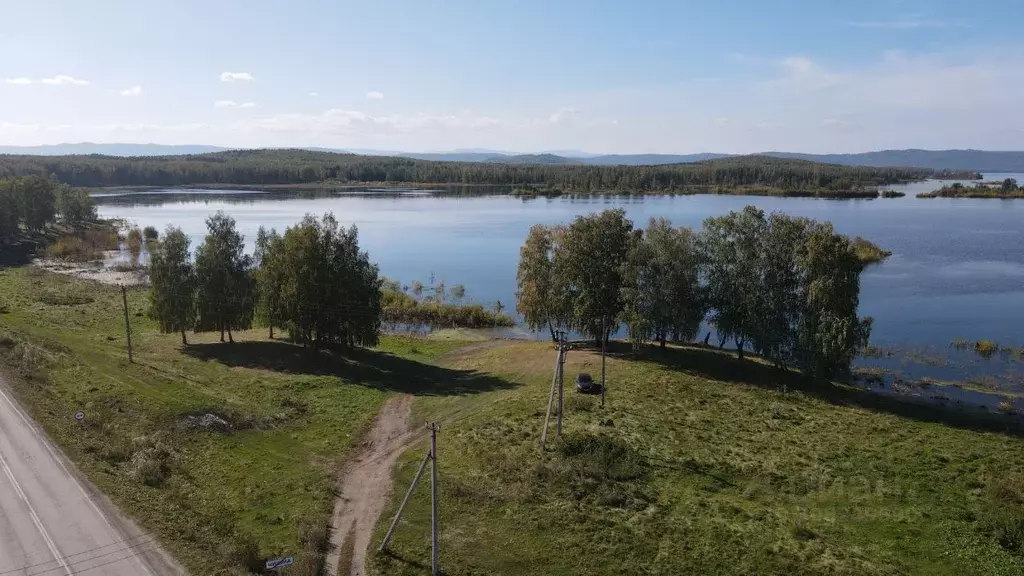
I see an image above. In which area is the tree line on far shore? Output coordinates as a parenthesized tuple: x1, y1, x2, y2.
(516, 206, 874, 380)
(0, 149, 931, 192)
(0, 175, 97, 243)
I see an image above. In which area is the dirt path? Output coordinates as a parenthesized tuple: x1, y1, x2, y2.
(327, 394, 415, 576)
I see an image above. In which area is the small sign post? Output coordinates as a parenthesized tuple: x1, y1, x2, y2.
(74, 411, 85, 423)
(265, 556, 293, 574)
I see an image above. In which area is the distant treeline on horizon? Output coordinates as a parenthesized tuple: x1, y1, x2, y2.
(0, 149, 935, 192)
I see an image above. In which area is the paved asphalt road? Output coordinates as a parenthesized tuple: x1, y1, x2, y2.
(0, 382, 180, 575)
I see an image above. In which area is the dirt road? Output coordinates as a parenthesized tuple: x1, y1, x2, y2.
(0, 378, 184, 576)
(327, 394, 415, 576)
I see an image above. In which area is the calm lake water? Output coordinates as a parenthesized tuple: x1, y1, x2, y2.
(94, 175, 1024, 389)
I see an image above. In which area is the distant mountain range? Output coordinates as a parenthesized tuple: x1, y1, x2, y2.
(2, 143, 1024, 172)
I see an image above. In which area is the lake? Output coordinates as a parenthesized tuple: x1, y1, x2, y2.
(94, 176, 1024, 389)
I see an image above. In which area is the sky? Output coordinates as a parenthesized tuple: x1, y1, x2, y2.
(2, 0, 1023, 154)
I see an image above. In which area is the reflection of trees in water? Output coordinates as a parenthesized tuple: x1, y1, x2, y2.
(93, 185, 516, 207)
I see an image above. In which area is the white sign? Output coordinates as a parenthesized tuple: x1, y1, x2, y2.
(74, 412, 85, 421)
(266, 556, 293, 570)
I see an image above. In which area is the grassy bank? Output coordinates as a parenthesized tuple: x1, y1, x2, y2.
(370, 342, 1024, 575)
(0, 266, 473, 575)
(919, 183, 1024, 199)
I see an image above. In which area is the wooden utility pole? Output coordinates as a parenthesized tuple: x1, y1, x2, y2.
(121, 285, 133, 363)
(378, 423, 441, 576)
(600, 316, 607, 407)
(430, 422, 439, 576)
(541, 333, 562, 450)
(556, 332, 566, 438)
(379, 450, 431, 552)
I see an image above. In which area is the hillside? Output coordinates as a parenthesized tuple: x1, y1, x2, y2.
(370, 341, 1024, 575)
(485, 153, 582, 165)
(0, 149, 931, 192)
(766, 149, 1024, 172)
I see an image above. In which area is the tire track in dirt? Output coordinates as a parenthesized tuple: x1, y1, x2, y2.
(326, 394, 415, 576)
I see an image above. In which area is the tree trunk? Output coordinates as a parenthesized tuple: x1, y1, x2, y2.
(548, 322, 557, 343)
(269, 320, 274, 340)
(228, 328, 234, 343)
(180, 330, 187, 346)
(736, 336, 745, 360)
(659, 332, 666, 349)
(219, 321, 225, 343)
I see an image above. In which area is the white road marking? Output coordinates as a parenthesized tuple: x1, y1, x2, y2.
(0, 448, 74, 575)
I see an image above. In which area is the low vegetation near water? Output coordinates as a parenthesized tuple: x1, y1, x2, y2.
(371, 342, 1024, 575)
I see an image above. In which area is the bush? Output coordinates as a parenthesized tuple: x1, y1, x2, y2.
(142, 225, 159, 241)
(229, 534, 263, 573)
(557, 433, 647, 482)
(45, 236, 101, 261)
(128, 435, 175, 487)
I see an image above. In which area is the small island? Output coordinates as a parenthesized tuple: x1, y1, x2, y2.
(932, 169, 983, 180)
(919, 178, 1024, 198)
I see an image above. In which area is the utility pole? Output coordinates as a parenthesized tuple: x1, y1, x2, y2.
(121, 285, 133, 363)
(378, 423, 441, 576)
(556, 332, 566, 438)
(430, 422, 439, 576)
(541, 332, 562, 450)
(600, 316, 607, 407)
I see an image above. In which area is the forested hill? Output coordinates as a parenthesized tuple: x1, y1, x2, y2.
(766, 149, 1024, 172)
(0, 149, 931, 191)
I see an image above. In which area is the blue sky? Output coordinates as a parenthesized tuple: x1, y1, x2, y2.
(2, 0, 1023, 153)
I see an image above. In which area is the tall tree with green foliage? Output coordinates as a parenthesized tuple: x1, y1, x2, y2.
(4, 175, 57, 232)
(194, 211, 253, 342)
(554, 209, 633, 343)
(148, 227, 196, 345)
(698, 206, 766, 359)
(622, 218, 705, 349)
(516, 224, 563, 342)
(253, 225, 285, 338)
(269, 214, 381, 348)
(54, 185, 96, 226)
(793, 221, 873, 380)
(0, 180, 19, 244)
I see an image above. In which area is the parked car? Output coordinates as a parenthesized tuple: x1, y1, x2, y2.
(575, 373, 603, 394)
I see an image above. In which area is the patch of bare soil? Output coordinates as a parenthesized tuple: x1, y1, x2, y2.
(327, 394, 415, 576)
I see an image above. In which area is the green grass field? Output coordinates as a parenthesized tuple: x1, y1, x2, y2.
(0, 266, 468, 575)
(3, 264, 1024, 575)
(371, 342, 1024, 575)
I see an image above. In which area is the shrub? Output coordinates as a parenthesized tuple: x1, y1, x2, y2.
(128, 435, 175, 487)
(229, 534, 263, 573)
(557, 433, 647, 482)
(45, 236, 101, 261)
(975, 340, 998, 358)
(142, 225, 159, 241)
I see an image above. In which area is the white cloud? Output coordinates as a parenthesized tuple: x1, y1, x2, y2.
(119, 85, 143, 97)
(40, 75, 89, 86)
(365, 91, 385, 100)
(715, 116, 733, 127)
(309, 92, 319, 97)
(5, 78, 32, 85)
(215, 100, 256, 109)
(220, 72, 254, 82)
(547, 106, 577, 124)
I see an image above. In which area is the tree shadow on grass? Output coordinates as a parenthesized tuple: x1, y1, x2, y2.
(181, 340, 519, 396)
(596, 341, 1024, 438)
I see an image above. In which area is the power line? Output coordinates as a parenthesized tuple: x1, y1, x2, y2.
(0, 534, 153, 576)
